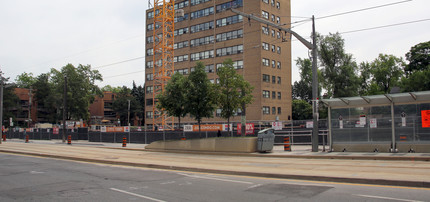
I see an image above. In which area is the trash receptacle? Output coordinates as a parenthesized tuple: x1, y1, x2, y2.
(257, 128, 275, 152)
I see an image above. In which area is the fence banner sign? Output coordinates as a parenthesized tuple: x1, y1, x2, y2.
(184, 125, 193, 132)
(359, 116, 366, 126)
(47, 129, 50, 133)
(100, 126, 107, 133)
(19, 128, 24, 132)
(105, 127, 128, 132)
(124, 126, 130, 132)
(271, 122, 282, 130)
(422, 110, 430, 128)
(237, 123, 255, 135)
(339, 120, 343, 129)
(137, 127, 142, 131)
(370, 118, 377, 128)
(306, 121, 313, 128)
(192, 124, 223, 132)
(53, 128, 59, 134)
(222, 124, 232, 131)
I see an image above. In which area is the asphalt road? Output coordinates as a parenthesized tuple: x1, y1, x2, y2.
(0, 153, 429, 202)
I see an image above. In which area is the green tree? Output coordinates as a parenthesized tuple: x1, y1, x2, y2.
(112, 86, 141, 126)
(1, 71, 20, 127)
(215, 59, 254, 136)
(15, 72, 36, 88)
(50, 64, 103, 121)
(318, 32, 360, 98)
(33, 73, 59, 123)
(101, 85, 122, 93)
(131, 81, 145, 125)
(292, 100, 312, 120)
(292, 58, 314, 102)
(185, 62, 217, 136)
(157, 73, 188, 128)
(367, 54, 404, 95)
(401, 41, 430, 92)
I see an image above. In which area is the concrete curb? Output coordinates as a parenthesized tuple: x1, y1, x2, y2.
(1, 149, 429, 188)
(103, 147, 430, 162)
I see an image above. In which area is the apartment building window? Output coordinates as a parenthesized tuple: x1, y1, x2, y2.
(262, 58, 270, 66)
(216, 0, 243, 13)
(278, 92, 281, 99)
(191, 50, 214, 61)
(175, 13, 189, 23)
(272, 76, 276, 84)
(278, 107, 282, 114)
(175, 68, 189, 75)
(272, 107, 276, 114)
(190, 21, 214, 33)
(233, 60, 243, 69)
(146, 61, 153, 69)
(277, 76, 281, 84)
(147, 36, 153, 43)
(147, 11, 154, 19)
(277, 31, 281, 39)
(263, 106, 270, 114)
(205, 64, 215, 73)
(191, 35, 214, 47)
(272, 91, 276, 99)
(147, 24, 154, 31)
(271, 29, 275, 37)
(263, 74, 270, 82)
(262, 0, 269, 4)
(271, 0, 275, 6)
(262, 26, 269, 35)
(263, 90, 270, 98)
(146, 86, 153, 94)
(277, 61, 281, 69)
(174, 27, 189, 36)
(174, 41, 189, 50)
(175, 0, 189, 9)
(146, 48, 153, 56)
(216, 45, 243, 57)
(271, 45, 276, 52)
(146, 99, 153, 106)
(271, 14, 275, 22)
(261, 11, 269, 19)
(277, 46, 281, 54)
(276, 16, 280, 24)
(190, 7, 214, 19)
(146, 111, 153, 119)
(191, 0, 210, 6)
(216, 29, 243, 42)
(276, 1, 280, 9)
(271, 60, 276, 68)
(146, 73, 153, 81)
(262, 42, 269, 50)
(216, 15, 243, 27)
(174, 54, 189, 62)
(155, 59, 162, 67)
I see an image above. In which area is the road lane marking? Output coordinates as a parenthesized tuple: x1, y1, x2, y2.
(110, 188, 166, 202)
(354, 194, 424, 202)
(178, 173, 253, 184)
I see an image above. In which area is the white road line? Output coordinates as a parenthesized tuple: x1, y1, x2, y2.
(354, 194, 424, 202)
(110, 188, 166, 202)
(178, 173, 253, 184)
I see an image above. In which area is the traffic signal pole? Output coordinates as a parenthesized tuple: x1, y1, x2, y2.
(230, 9, 319, 152)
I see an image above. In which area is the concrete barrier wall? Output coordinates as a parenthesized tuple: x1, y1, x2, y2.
(332, 142, 391, 152)
(145, 137, 258, 153)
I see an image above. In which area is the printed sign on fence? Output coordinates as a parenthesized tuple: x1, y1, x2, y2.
(237, 123, 255, 135)
(184, 125, 193, 132)
(370, 118, 377, 128)
(306, 121, 313, 128)
(53, 128, 59, 135)
(422, 110, 430, 128)
(192, 124, 223, 132)
(271, 122, 283, 130)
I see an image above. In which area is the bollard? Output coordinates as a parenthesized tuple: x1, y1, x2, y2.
(284, 136, 291, 151)
(122, 136, 127, 147)
(67, 135, 72, 145)
(25, 135, 29, 143)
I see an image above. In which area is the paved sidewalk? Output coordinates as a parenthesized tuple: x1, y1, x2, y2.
(1, 139, 430, 188)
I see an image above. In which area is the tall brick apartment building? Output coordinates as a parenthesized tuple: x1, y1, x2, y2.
(145, 0, 292, 128)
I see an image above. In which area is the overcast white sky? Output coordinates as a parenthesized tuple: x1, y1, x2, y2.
(0, 0, 429, 88)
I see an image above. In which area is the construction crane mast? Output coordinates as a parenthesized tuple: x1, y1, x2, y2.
(152, 0, 175, 130)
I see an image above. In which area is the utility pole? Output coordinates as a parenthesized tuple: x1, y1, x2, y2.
(127, 99, 131, 126)
(28, 86, 32, 128)
(311, 16, 319, 152)
(0, 79, 3, 144)
(230, 9, 319, 151)
(62, 76, 67, 143)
